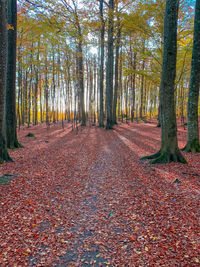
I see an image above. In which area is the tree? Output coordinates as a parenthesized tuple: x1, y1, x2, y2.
(99, 0, 105, 127)
(142, 0, 187, 164)
(0, 0, 11, 163)
(183, 0, 200, 153)
(6, 0, 22, 148)
(106, 0, 114, 129)
(113, 5, 121, 125)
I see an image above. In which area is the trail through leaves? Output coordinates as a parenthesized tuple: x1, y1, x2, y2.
(0, 121, 199, 266)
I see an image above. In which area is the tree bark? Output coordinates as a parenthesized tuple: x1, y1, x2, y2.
(140, 58, 145, 119)
(106, 0, 114, 129)
(6, 0, 21, 148)
(0, 0, 12, 163)
(131, 52, 137, 121)
(99, 0, 105, 127)
(77, 37, 86, 126)
(113, 20, 121, 125)
(183, 0, 200, 153)
(142, 0, 186, 164)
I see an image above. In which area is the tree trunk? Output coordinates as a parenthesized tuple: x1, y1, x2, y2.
(6, 0, 21, 148)
(45, 53, 49, 127)
(183, 0, 200, 153)
(142, 0, 186, 164)
(131, 52, 137, 121)
(0, 0, 11, 163)
(113, 21, 121, 125)
(139, 59, 145, 119)
(78, 38, 86, 126)
(99, 0, 105, 127)
(106, 0, 114, 129)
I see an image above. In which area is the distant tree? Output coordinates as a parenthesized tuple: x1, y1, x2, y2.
(183, 0, 200, 153)
(0, 0, 12, 163)
(142, 0, 187, 164)
(6, 0, 22, 148)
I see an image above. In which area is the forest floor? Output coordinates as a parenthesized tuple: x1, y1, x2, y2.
(0, 120, 200, 266)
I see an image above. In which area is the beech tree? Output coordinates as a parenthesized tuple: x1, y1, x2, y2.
(99, 0, 105, 127)
(142, 0, 187, 164)
(106, 0, 114, 129)
(6, 0, 22, 148)
(183, 0, 200, 153)
(113, 5, 121, 125)
(0, 0, 11, 163)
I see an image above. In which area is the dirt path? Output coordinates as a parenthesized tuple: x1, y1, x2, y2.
(0, 122, 199, 266)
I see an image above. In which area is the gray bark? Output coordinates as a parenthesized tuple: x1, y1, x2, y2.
(183, 0, 200, 153)
(142, 0, 186, 164)
(113, 22, 121, 125)
(106, 0, 114, 129)
(0, 0, 11, 162)
(99, 0, 105, 127)
(6, 0, 21, 148)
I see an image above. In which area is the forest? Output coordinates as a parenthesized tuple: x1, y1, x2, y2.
(0, 0, 200, 266)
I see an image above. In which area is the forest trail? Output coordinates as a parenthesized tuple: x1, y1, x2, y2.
(0, 121, 200, 266)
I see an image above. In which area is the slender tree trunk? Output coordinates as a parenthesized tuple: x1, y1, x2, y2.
(77, 38, 86, 126)
(113, 22, 121, 125)
(99, 0, 105, 127)
(183, 0, 200, 153)
(140, 47, 145, 119)
(34, 41, 40, 125)
(142, 0, 186, 164)
(45, 53, 49, 127)
(106, 0, 114, 129)
(6, 0, 21, 148)
(131, 52, 137, 121)
(0, 0, 11, 163)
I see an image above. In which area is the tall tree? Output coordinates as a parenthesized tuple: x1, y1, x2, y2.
(106, 0, 114, 129)
(142, 0, 186, 164)
(113, 8, 121, 125)
(0, 0, 11, 163)
(6, 0, 22, 148)
(99, 0, 105, 127)
(183, 0, 200, 153)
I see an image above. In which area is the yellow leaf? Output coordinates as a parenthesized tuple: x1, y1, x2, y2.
(7, 24, 14, 30)
(145, 247, 149, 251)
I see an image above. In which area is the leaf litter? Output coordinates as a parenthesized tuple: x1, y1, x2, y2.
(0, 120, 199, 266)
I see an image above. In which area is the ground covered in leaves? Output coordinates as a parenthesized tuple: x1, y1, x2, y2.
(0, 120, 199, 266)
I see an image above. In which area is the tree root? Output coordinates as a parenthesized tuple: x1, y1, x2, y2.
(0, 147, 13, 164)
(106, 125, 113, 130)
(106, 121, 113, 130)
(182, 139, 200, 153)
(9, 138, 23, 149)
(141, 151, 161, 160)
(14, 139, 23, 148)
(141, 150, 187, 164)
